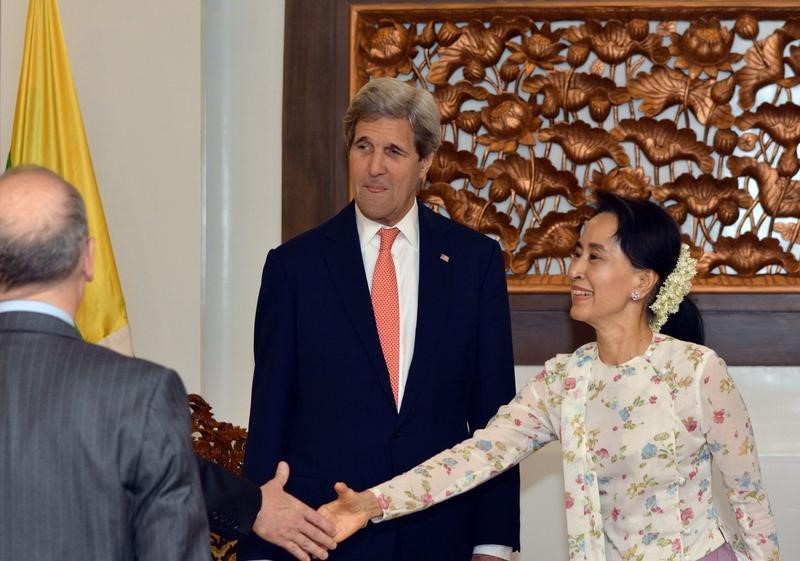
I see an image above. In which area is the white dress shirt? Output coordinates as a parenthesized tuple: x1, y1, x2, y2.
(355, 201, 419, 412)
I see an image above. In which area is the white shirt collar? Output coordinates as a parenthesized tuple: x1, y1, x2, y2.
(354, 199, 419, 250)
(0, 299, 75, 327)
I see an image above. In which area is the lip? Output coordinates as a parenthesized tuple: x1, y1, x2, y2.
(570, 285, 593, 300)
(364, 184, 389, 194)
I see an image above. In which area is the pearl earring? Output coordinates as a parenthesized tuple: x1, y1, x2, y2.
(630, 290, 641, 302)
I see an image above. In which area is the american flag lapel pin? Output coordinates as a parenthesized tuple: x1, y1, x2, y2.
(440, 253, 450, 263)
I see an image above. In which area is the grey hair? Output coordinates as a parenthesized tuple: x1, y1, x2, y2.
(343, 77, 442, 159)
(0, 165, 88, 290)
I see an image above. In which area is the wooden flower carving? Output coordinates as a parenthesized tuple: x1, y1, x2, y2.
(419, 182, 519, 252)
(523, 70, 630, 120)
(652, 173, 753, 225)
(485, 153, 584, 205)
(774, 221, 800, 244)
(433, 81, 489, 123)
(669, 18, 742, 79)
(628, 65, 734, 128)
(610, 117, 714, 172)
(428, 20, 505, 84)
(735, 102, 800, 176)
(429, 141, 487, 187)
(697, 232, 800, 275)
(506, 22, 566, 73)
(735, 20, 800, 110)
(477, 93, 541, 153)
(359, 19, 417, 78)
(727, 156, 800, 217)
(736, 103, 800, 146)
(538, 121, 629, 166)
(511, 207, 595, 274)
(562, 20, 668, 65)
(587, 167, 652, 200)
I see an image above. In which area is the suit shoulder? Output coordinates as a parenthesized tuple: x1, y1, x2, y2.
(268, 209, 347, 261)
(67, 338, 182, 388)
(425, 207, 501, 258)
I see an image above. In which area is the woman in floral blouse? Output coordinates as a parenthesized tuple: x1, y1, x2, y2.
(319, 192, 779, 561)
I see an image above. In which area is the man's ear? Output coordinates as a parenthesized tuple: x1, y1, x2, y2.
(418, 153, 434, 180)
(82, 237, 95, 283)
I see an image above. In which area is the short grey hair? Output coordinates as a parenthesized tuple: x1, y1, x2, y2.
(0, 165, 88, 290)
(343, 77, 442, 159)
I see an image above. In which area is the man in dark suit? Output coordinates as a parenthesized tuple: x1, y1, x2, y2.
(240, 78, 520, 561)
(0, 165, 209, 560)
(0, 165, 336, 561)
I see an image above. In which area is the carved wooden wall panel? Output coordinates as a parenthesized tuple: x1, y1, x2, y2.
(283, 0, 800, 364)
(350, 3, 800, 293)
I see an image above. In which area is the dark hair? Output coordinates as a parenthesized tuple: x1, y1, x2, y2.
(343, 77, 441, 159)
(593, 191, 704, 344)
(0, 165, 88, 290)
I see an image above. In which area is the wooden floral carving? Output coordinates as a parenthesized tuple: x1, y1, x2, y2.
(351, 4, 800, 291)
(189, 393, 247, 561)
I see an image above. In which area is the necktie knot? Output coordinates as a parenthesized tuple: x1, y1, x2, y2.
(378, 227, 400, 253)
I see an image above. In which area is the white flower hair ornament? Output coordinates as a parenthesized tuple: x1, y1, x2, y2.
(648, 244, 697, 332)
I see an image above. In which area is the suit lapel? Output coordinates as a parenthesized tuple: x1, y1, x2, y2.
(322, 203, 397, 407)
(399, 204, 452, 421)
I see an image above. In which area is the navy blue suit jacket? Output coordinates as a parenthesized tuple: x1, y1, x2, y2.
(240, 202, 520, 560)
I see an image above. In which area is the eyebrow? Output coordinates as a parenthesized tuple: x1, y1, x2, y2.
(354, 136, 410, 156)
(576, 240, 607, 252)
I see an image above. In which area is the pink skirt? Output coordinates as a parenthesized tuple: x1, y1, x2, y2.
(698, 543, 736, 561)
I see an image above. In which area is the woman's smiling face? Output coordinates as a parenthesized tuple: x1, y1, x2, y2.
(567, 212, 643, 329)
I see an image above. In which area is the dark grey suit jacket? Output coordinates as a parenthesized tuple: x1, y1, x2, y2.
(0, 311, 210, 561)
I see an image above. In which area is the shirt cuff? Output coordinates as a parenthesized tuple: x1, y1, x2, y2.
(472, 544, 513, 559)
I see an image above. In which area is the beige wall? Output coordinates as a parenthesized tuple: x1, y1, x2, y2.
(1, 3, 796, 560)
(1, 0, 204, 391)
(0, 1, 284, 411)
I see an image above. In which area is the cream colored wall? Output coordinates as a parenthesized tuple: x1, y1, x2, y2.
(0, 0, 204, 392)
(1, 3, 797, 560)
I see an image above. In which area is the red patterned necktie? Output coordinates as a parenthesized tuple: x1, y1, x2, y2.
(371, 227, 401, 405)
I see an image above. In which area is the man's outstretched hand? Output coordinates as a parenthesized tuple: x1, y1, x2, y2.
(253, 461, 337, 561)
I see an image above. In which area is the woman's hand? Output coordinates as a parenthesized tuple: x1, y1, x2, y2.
(317, 482, 382, 543)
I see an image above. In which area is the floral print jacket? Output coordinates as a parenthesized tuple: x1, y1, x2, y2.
(372, 336, 779, 561)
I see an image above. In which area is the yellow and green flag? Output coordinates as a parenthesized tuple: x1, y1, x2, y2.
(7, 0, 133, 355)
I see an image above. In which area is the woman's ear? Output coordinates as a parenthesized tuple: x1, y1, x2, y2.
(637, 268, 660, 300)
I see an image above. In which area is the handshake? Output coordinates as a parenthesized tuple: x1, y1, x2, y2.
(248, 462, 377, 561)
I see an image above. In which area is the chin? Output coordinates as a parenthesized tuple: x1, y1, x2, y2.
(568, 304, 584, 321)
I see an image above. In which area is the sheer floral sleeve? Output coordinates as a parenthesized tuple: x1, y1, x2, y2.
(700, 353, 779, 560)
(370, 368, 561, 519)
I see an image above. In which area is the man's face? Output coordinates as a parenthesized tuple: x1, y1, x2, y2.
(350, 117, 433, 226)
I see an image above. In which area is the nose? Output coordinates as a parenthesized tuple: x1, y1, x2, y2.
(368, 151, 386, 176)
(567, 254, 584, 280)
